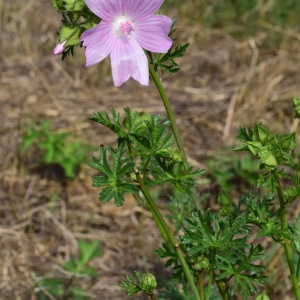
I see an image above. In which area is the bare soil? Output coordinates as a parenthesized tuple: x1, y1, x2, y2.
(1, 1, 300, 299)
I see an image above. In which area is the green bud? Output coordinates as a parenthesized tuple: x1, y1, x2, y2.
(283, 186, 299, 205)
(260, 151, 277, 170)
(171, 150, 183, 163)
(281, 133, 296, 151)
(139, 273, 157, 294)
(247, 141, 263, 156)
(253, 124, 270, 145)
(191, 255, 210, 272)
(129, 172, 137, 182)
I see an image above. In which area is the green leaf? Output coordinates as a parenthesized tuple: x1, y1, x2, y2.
(62, 258, 78, 273)
(51, 0, 64, 10)
(71, 287, 94, 299)
(78, 239, 103, 266)
(89, 110, 125, 138)
(37, 278, 64, 297)
(63, 0, 85, 11)
(155, 43, 190, 74)
(60, 24, 81, 46)
(120, 271, 143, 296)
(182, 210, 249, 263)
(288, 214, 300, 253)
(293, 97, 300, 119)
(215, 245, 267, 299)
(89, 143, 139, 206)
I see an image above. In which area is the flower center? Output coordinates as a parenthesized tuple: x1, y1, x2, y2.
(114, 16, 135, 37)
(120, 20, 134, 35)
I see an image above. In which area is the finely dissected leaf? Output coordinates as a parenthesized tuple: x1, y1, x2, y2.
(147, 159, 205, 192)
(243, 192, 282, 240)
(182, 209, 267, 298)
(183, 210, 249, 260)
(120, 271, 143, 296)
(215, 245, 267, 299)
(129, 114, 173, 156)
(155, 43, 190, 74)
(234, 123, 296, 192)
(288, 213, 300, 253)
(89, 143, 138, 206)
(89, 109, 125, 137)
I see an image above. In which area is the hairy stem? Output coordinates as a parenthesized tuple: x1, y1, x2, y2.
(149, 64, 199, 209)
(149, 64, 188, 169)
(274, 172, 300, 300)
(135, 171, 200, 300)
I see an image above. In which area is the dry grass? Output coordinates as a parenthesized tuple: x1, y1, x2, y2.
(1, 0, 300, 299)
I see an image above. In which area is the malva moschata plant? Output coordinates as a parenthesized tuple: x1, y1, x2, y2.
(50, 0, 300, 299)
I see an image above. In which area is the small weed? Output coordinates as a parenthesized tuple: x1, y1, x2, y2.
(22, 122, 92, 178)
(33, 239, 103, 300)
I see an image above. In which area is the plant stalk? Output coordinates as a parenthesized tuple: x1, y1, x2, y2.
(274, 172, 300, 300)
(149, 64, 199, 209)
(149, 64, 188, 170)
(198, 273, 205, 300)
(135, 171, 200, 300)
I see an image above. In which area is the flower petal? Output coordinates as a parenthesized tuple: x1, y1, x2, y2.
(53, 41, 66, 55)
(110, 38, 149, 86)
(84, 0, 123, 20)
(135, 15, 172, 53)
(124, 0, 164, 19)
(80, 21, 116, 67)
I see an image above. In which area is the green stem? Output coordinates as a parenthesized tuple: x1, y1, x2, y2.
(205, 255, 215, 300)
(149, 292, 157, 300)
(149, 64, 199, 209)
(198, 273, 205, 300)
(135, 171, 200, 300)
(149, 64, 188, 170)
(216, 279, 230, 300)
(274, 172, 300, 300)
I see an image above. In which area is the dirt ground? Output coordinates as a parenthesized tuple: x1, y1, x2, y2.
(1, 1, 300, 299)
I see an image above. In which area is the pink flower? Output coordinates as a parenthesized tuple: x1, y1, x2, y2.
(53, 41, 66, 55)
(80, 0, 173, 86)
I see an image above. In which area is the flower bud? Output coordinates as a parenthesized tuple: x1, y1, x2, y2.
(254, 124, 270, 145)
(191, 255, 210, 272)
(139, 273, 157, 294)
(53, 41, 66, 55)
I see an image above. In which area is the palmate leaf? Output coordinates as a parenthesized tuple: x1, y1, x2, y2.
(215, 244, 267, 299)
(182, 210, 249, 263)
(155, 43, 190, 74)
(147, 159, 205, 192)
(89, 109, 126, 138)
(129, 114, 174, 158)
(89, 143, 138, 206)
